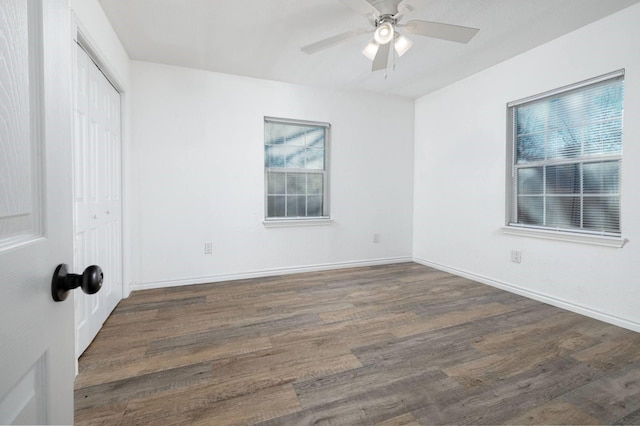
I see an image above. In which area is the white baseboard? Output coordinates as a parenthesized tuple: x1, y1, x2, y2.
(132, 256, 413, 292)
(413, 257, 640, 333)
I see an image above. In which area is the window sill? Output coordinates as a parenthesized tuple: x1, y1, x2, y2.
(503, 226, 627, 248)
(263, 218, 333, 228)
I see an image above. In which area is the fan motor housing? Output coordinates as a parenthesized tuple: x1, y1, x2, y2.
(375, 14, 398, 27)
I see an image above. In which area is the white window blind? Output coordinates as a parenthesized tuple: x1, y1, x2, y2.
(264, 117, 330, 220)
(507, 71, 624, 236)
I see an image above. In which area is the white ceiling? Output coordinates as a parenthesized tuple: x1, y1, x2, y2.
(98, 0, 640, 99)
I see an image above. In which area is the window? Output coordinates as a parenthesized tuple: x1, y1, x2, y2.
(264, 117, 329, 220)
(507, 71, 624, 238)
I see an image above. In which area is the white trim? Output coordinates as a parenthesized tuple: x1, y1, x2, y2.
(263, 218, 333, 228)
(72, 16, 125, 93)
(507, 69, 624, 107)
(264, 116, 331, 129)
(503, 226, 626, 248)
(413, 257, 640, 333)
(132, 256, 412, 291)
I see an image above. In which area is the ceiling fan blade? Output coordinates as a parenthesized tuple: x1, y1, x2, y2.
(339, 0, 380, 19)
(394, 0, 413, 20)
(372, 41, 390, 71)
(403, 20, 479, 44)
(301, 28, 370, 54)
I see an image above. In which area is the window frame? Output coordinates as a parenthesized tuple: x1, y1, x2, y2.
(263, 116, 331, 225)
(504, 70, 627, 248)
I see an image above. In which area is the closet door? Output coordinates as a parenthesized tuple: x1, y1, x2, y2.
(74, 43, 123, 357)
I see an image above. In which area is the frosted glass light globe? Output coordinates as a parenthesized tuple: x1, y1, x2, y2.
(374, 22, 394, 45)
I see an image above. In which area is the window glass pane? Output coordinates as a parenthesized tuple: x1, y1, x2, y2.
(517, 196, 543, 225)
(265, 122, 289, 145)
(584, 82, 624, 122)
(266, 122, 306, 146)
(265, 145, 285, 167)
(584, 197, 620, 232)
(267, 172, 285, 194)
(546, 164, 580, 194)
(307, 173, 324, 194)
(286, 195, 306, 217)
(267, 196, 285, 217)
(266, 122, 326, 170)
(583, 120, 622, 155)
(307, 196, 323, 217)
(518, 167, 543, 194)
(284, 146, 305, 168)
(516, 103, 548, 135)
(286, 173, 306, 195)
(547, 93, 582, 130)
(516, 134, 545, 163)
(546, 128, 582, 160)
(306, 127, 325, 149)
(584, 161, 619, 194)
(306, 148, 324, 170)
(284, 126, 308, 147)
(546, 196, 581, 229)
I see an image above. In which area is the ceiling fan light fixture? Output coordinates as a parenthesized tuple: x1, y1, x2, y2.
(362, 41, 379, 61)
(394, 34, 413, 57)
(374, 22, 394, 45)
(299, 2, 481, 75)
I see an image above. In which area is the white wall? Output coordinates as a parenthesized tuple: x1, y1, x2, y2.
(413, 4, 640, 331)
(131, 61, 414, 288)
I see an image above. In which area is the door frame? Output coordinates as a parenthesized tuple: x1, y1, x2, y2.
(71, 14, 129, 351)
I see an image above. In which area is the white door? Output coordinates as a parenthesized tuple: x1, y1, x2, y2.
(73, 44, 123, 357)
(0, 0, 75, 424)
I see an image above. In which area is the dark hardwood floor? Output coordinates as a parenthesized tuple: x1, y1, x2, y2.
(75, 263, 640, 425)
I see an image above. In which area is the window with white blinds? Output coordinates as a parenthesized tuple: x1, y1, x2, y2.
(264, 117, 330, 220)
(507, 71, 624, 237)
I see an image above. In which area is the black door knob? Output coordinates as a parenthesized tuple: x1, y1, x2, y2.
(51, 264, 103, 302)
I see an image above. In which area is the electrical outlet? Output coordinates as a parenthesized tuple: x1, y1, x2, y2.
(372, 233, 380, 243)
(204, 242, 212, 254)
(511, 249, 522, 263)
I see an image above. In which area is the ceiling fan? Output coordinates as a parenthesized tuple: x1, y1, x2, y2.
(301, 0, 480, 72)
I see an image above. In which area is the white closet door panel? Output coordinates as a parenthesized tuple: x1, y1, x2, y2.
(73, 44, 122, 357)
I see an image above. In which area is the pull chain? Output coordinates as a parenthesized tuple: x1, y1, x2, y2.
(393, 42, 397, 70)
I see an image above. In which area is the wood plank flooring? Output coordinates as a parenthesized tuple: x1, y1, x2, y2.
(75, 263, 640, 425)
